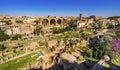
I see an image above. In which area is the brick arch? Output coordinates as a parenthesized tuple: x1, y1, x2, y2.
(57, 19, 62, 24)
(42, 19, 49, 26)
(50, 19, 56, 25)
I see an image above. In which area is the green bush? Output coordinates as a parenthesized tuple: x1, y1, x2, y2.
(15, 20, 23, 24)
(12, 34, 22, 40)
(0, 20, 12, 25)
(13, 49, 17, 53)
(82, 35, 112, 59)
(91, 41, 112, 59)
(0, 44, 5, 52)
(0, 29, 10, 41)
(101, 24, 108, 29)
(81, 47, 93, 58)
(34, 29, 41, 36)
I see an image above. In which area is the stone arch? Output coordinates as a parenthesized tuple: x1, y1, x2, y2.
(42, 19, 49, 26)
(57, 19, 62, 24)
(50, 19, 56, 25)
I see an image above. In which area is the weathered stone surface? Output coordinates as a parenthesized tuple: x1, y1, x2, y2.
(62, 53, 77, 62)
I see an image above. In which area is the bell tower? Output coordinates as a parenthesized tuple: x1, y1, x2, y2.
(79, 13, 82, 21)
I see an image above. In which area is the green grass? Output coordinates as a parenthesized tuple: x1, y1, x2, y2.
(63, 32, 78, 38)
(53, 32, 79, 40)
(76, 58, 85, 64)
(53, 35, 63, 40)
(0, 49, 25, 61)
(0, 53, 37, 70)
(0, 54, 10, 60)
(85, 57, 98, 61)
(15, 49, 25, 55)
(111, 58, 120, 66)
(84, 29, 94, 34)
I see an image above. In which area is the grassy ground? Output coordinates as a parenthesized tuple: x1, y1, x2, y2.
(0, 53, 37, 70)
(0, 49, 25, 60)
(53, 32, 79, 40)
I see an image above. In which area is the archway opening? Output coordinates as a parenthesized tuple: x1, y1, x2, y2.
(57, 19, 62, 24)
(42, 19, 49, 26)
(50, 19, 56, 25)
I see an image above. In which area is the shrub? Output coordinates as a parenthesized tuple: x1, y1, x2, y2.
(13, 49, 17, 53)
(12, 34, 22, 40)
(101, 24, 108, 29)
(15, 20, 23, 24)
(0, 44, 5, 52)
(34, 29, 41, 36)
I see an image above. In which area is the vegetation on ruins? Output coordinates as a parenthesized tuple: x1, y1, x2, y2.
(101, 24, 108, 29)
(1, 16, 120, 70)
(34, 19, 40, 24)
(53, 31, 79, 40)
(34, 28, 41, 36)
(34, 25, 42, 36)
(0, 20, 12, 25)
(11, 34, 22, 40)
(107, 23, 115, 29)
(53, 20, 77, 34)
(15, 20, 23, 24)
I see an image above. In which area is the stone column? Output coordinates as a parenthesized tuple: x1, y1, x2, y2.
(48, 20, 50, 26)
(61, 19, 63, 27)
(55, 19, 57, 26)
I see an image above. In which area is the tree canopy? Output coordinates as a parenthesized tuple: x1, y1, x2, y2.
(107, 16, 120, 19)
(15, 20, 23, 24)
(0, 20, 12, 25)
(0, 29, 10, 41)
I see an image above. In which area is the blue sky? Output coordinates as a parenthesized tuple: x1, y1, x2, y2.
(0, 0, 119, 17)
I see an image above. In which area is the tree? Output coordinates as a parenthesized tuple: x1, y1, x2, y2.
(68, 20, 77, 28)
(15, 20, 23, 24)
(0, 20, 12, 25)
(0, 29, 10, 41)
(91, 35, 112, 59)
(34, 20, 40, 24)
(107, 16, 120, 19)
